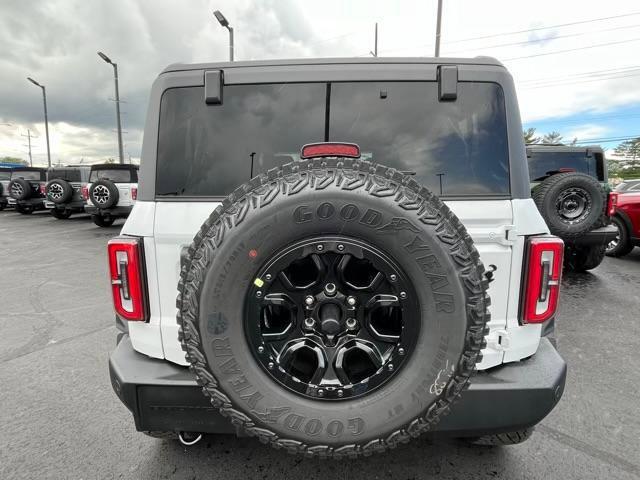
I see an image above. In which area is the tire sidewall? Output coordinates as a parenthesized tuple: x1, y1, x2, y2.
(195, 185, 473, 446)
(9, 179, 31, 200)
(47, 179, 73, 204)
(89, 180, 118, 209)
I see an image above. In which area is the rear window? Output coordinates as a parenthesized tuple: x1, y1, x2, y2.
(615, 180, 640, 192)
(90, 169, 133, 183)
(528, 151, 602, 181)
(156, 81, 510, 197)
(49, 168, 82, 182)
(11, 171, 42, 181)
(0, 171, 11, 181)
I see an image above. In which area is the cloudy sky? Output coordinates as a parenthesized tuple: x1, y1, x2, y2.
(1, 0, 639, 165)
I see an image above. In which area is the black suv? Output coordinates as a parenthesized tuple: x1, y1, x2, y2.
(7, 167, 48, 214)
(45, 165, 91, 219)
(527, 145, 617, 271)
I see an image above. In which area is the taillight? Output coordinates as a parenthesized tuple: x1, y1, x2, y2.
(607, 192, 618, 217)
(131, 187, 137, 201)
(39, 183, 46, 195)
(107, 237, 148, 322)
(301, 142, 361, 159)
(522, 236, 564, 324)
(82, 185, 89, 200)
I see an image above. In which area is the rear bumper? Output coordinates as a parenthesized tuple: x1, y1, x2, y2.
(85, 205, 133, 217)
(567, 225, 617, 246)
(109, 336, 566, 437)
(45, 200, 86, 212)
(15, 198, 46, 208)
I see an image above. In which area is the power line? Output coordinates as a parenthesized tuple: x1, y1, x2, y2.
(572, 135, 640, 144)
(521, 71, 640, 89)
(519, 65, 640, 84)
(505, 37, 640, 60)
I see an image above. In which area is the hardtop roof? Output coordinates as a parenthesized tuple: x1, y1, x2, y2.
(526, 145, 604, 154)
(161, 56, 504, 75)
(89, 163, 139, 171)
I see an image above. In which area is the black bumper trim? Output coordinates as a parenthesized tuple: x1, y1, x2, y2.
(567, 225, 618, 246)
(85, 205, 133, 217)
(109, 336, 566, 437)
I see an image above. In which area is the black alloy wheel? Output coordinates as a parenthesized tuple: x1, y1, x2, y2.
(245, 237, 418, 401)
(555, 187, 591, 225)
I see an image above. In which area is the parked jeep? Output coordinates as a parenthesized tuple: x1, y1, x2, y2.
(526, 145, 617, 271)
(0, 166, 13, 210)
(44, 165, 91, 219)
(108, 58, 567, 455)
(6, 167, 48, 214)
(606, 189, 640, 257)
(84, 164, 138, 227)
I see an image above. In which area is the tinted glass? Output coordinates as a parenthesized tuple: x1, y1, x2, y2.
(156, 82, 510, 197)
(49, 168, 82, 182)
(329, 82, 509, 195)
(615, 180, 640, 192)
(157, 84, 326, 196)
(11, 171, 41, 180)
(528, 151, 600, 181)
(90, 169, 131, 182)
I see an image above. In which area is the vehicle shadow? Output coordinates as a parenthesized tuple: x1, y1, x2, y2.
(136, 435, 513, 480)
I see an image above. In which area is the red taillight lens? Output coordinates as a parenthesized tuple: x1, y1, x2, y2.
(607, 192, 618, 217)
(107, 237, 148, 322)
(522, 236, 564, 324)
(82, 185, 89, 200)
(39, 183, 46, 195)
(300, 142, 361, 159)
(131, 187, 137, 201)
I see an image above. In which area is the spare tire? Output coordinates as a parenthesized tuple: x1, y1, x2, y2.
(9, 178, 32, 200)
(533, 173, 606, 237)
(177, 158, 490, 458)
(89, 179, 119, 209)
(46, 179, 73, 204)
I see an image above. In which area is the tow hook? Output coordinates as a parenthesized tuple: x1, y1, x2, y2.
(178, 431, 203, 446)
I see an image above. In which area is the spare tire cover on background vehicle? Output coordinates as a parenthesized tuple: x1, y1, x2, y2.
(533, 172, 606, 237)
(46, 179, 73, 204)
(89, 179, 119, 209)
(177, 158, 490, 458)
(8, 178, 32, 200)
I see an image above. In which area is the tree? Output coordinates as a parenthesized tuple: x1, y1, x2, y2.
(612, 137, 640, 179)
(105, 158, 116, 164)
(523, 128, 540, 144)
(0, 156, 28, 166)
(613, 138, 640, 160)
(542, 131, 563, 144)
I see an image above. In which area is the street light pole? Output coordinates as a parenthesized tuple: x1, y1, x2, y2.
(213, 10, 234, 61)
(435, 0, 443, 57)
(98, 51, 125, 164)
(26, 77, 51, 168)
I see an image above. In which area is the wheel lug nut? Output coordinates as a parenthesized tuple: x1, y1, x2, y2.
(256, 291, 262, 298)
(346, 296, 356, 306)
(388, 363, 394, 371)
(398, 347, 405, 356)
(324, 283, 337, 296)
(400, 291, 407, 299)
(304, 295, 314, 306)
(390, 274, 397, 282)
(346, 318, 357, 330)
(258, 346, 264, 353)
(268, 362, 274, 369)
(304, 317, 315, 329)
(316, 244, 324, 251)
(318, 389, 324, 397)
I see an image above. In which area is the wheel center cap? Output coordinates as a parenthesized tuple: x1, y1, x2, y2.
(318, 303, 341, 335)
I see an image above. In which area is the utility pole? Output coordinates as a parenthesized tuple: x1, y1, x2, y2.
(213, 11, 234, 61)
(26, 77, 51, 168)
(98, 52, 125, 164)
(370, 23, 378, 57)
(21, 130, 36, 166)
(435, 0, 443, 57)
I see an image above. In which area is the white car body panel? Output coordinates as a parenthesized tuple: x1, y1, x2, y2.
(121, 198, 553, 370)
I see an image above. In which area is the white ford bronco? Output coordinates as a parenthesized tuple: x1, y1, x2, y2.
(84, 163, 138, 227)
(108, 57, 567, 456)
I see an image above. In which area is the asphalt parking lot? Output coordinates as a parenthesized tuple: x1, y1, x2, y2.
(1, 209, 639, 480)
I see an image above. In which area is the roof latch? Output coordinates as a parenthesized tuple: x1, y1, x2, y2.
(204, 70, 223, 105)
(438, 65, 458, 101)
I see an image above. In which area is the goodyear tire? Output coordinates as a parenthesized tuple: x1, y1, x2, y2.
(89, 179, 119, 209)
(46, 179, 73, 204)
(177, 158, 490, 458)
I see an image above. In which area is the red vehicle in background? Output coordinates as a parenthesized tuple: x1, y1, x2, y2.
(606, 189, 640, 257)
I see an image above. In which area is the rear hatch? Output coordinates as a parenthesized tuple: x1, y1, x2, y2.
(147, 78, 518, 367)
(88, 166, 138, 206)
